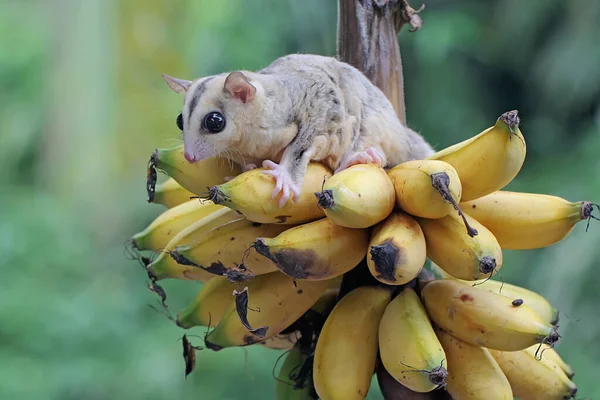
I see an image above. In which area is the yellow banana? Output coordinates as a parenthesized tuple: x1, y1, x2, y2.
(276, 345, 314, 400)
(489, 347, 577, 400)
(428, 263, 559, 325)
(205, 272, 329, 349)
(417, 211, 503, 280)
(145, 208, 240, 281)
(151, 177, 196, 208)
(313, 286, 391, 400)
(176, 277, 235, 328)
(130, 200, 223, 252)
(435, 327, 513, 400)
(379, 288, 447, 393)
(253, 218, 369, 280)
(460, 279, 558, 325)
(206, 163, 332, 224)
(421, 279, 558, 351)
(315, 163, 395, 228)
(367, 211, 426, 285)
(528, 344, 574, 379)
(461, 191, 596, 249)
(152, 145, 241, 195)
(387, 160, 462, 220)
(171, 218, 290, 279)
(428, 110, 526, 201)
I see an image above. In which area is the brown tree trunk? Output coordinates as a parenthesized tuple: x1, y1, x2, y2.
(337, 0, 424, 124)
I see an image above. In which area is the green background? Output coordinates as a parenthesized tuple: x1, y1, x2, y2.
(1, 0, 599, 399)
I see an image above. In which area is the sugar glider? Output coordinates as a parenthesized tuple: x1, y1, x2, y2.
(163, 54, 434, 207)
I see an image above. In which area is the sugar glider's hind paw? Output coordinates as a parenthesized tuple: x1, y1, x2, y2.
(334, 147, 386, 173)
(261, 160, 301, 208)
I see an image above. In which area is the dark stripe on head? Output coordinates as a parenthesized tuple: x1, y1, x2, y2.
(215, 99, 225, 113)
(188, 76, 215, 122)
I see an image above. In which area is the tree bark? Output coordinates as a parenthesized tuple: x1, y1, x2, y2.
(337, 0, 424, 124)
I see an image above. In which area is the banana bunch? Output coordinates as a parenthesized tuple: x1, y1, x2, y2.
(129, 109, 594, 399)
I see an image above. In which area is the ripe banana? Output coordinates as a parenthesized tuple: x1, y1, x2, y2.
(152, 145, 241, 195)
(489, 347, 577, 400)
(428, 263, 559, 325)
(151, 177, 196, 208)
(276, 345, 314, 400)
(435, 327, 513, 400)
(171, 218, 290, 278)
(206, 163, 332, 224)
(461, 279, 559, 325)
(367, 211, 426, 285)
(387, 160, 462, 220)
(428, 110, 526, 201)
(130, 200, 223, 252)
(315, 163, 395, 228)
(421, 279, 558, 351)
(417, 211, 503, 280)
(253, 218, 369, 281)
(145, 208, 240, 281)
(313, 286, 391, 400)
(528, 344, 574, 379)
(379, 288, 447, 393)
(461, 190, 596, 249)
(205, 272, 329, 349)
(176, 277, 235, 328)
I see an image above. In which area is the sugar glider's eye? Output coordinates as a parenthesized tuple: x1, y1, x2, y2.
(176, 114, 183, 131)
(203, 112, 226, 133)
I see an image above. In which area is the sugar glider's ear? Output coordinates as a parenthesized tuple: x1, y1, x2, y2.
(162, 74, 192, 94)
(224, 71, 256, 104)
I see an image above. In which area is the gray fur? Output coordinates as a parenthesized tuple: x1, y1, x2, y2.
(167, 54, 434, 195)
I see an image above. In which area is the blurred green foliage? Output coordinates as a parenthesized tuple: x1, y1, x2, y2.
(0, 0, 599, 399)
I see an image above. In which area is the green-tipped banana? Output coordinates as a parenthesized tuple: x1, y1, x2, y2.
(152, 145, 241, 195)
(131, 200, 223, 252)
(145, 207, 240, 281)
(152, 177, 196, 208)
(205, 272, 329, 349)
(176, 277, 235, 328)
(276, 345, 315, 399)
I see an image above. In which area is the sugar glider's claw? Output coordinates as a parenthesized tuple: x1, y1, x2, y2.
(226, 163, 257, 181)
(365, 147, 385, 167)
(334, 147, 385, 173)
(261, 159, 299, 208)
(243, 163, 257, 172)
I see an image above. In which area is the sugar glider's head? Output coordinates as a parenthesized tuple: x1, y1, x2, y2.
(163, 71, 259, 163)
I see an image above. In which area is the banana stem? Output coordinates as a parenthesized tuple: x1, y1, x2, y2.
(337, 0, 424, 124)
(430, 172, 478, 237)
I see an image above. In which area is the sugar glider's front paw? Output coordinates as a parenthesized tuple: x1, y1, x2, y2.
(335, 147, 386, 173)
(261, 160, 301, 208)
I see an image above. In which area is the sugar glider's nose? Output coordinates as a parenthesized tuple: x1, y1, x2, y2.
(184, 151, 198, 163)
